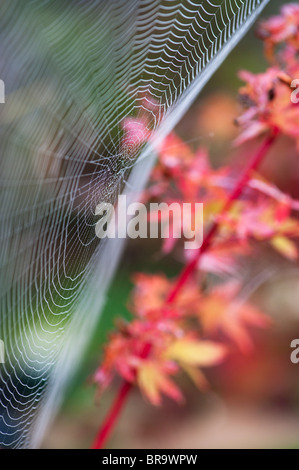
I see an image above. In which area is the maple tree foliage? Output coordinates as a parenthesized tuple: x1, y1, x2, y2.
(92, 4, 299, 408)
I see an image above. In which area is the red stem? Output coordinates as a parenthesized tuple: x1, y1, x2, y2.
(91, 381, 132, 449)
(91, 342, 151, 449)
(166, 127, 279, 303)
(91, 128, 279, 449)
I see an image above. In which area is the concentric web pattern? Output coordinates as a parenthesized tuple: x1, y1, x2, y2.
(0, 0, 269, 448)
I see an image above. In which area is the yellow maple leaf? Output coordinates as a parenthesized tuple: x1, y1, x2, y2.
(270, 235, 298, 260)
(164, 338, 227, 366)
(137, 361, 183, 406)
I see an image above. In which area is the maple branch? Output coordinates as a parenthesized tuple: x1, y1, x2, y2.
(91, 128, 279, 449)
(166, 127, 279, 303)
(91, 342, 151, 449)
(91, 380, 132, 449)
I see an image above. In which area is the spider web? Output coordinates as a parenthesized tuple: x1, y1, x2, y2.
(0, 0, 269, 448)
